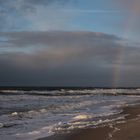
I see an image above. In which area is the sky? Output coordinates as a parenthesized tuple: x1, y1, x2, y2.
(0, 0, 140, 87)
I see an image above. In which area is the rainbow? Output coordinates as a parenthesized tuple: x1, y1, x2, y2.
(112, 1, 139, 87)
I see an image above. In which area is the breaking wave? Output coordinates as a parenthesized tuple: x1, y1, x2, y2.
(0, 88, 140, 140)
(1, 88, 140, 96)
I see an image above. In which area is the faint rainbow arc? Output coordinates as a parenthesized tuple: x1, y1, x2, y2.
(112, 2, 139, 87)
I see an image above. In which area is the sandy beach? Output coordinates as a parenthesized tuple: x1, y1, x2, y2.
(38, 104, 140, 140)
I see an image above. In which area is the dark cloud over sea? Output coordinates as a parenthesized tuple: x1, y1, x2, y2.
(0, 31, 140, 87)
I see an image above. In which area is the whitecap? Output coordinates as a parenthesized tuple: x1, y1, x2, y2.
(73, 114, 92, 120)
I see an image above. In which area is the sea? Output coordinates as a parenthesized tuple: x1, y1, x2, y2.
(0, 87, 140, 140)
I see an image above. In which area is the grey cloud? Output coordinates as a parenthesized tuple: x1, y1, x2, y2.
(0, 31, 123, 69)
(0, 31, 121, 47)
(0, 0, 76, 31)
(0, 31, 140, 86)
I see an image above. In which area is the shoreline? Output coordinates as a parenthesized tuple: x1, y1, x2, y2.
(37, 104, 140, 140)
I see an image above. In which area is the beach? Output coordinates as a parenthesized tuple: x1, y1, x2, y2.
(38, 104, 140, 140)
(1, 88, 140, 140)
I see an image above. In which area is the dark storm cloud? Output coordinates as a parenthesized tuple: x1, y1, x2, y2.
(0, 31, 140, 86)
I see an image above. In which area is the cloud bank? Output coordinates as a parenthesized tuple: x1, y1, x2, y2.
(0, 31, 140, 87)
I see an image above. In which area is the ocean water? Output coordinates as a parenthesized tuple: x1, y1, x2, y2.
(0, 88, 140, 140)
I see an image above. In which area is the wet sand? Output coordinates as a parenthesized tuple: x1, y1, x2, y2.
(38, 104, 140, 140)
